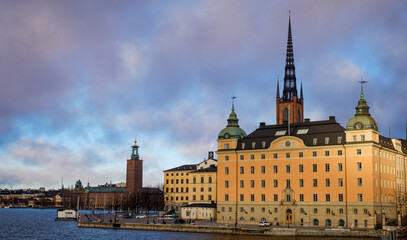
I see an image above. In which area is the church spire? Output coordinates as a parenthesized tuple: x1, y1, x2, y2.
(300, 80, 303, 100)
(276, 75, 280, 98)
(282, 11, 298, 102)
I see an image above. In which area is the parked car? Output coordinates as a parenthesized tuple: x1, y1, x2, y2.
(174, 219, 186, 224)
(135, 215, 146, 219)
(258, 221, 271, 227)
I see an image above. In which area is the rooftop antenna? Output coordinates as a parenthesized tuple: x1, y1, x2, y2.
(231, 94, 236, 110)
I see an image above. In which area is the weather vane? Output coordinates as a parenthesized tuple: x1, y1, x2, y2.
(359, 77, 368, 92)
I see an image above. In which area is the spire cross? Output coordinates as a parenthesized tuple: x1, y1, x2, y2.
(231, 95, 237, 111)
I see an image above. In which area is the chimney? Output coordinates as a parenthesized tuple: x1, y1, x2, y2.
(260, 122, 266, 128)
(304, 118, 310, 123)
(208, 151, 214, 159)
(329, 116, 336, 122)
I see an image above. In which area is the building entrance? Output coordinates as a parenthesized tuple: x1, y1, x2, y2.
(286, 209, 292, 224)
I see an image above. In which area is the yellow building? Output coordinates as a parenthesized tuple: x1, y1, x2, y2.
(163, 152, 217, 213)
(215, 16, 407, 229)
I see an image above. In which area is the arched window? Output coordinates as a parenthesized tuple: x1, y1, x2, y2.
(326, 219, 332, 227)
(283, 108, 289, 122)
(313, 219, 319, 226)
(339, 219, 345, 227)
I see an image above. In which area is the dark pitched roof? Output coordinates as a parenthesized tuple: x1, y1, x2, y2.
(233, 118, 345, 150)
(181, 203, 217, 208)
(401, 139, 407, 154)
(164, 164, 197, 172)
(379, 135, 395, 151)
(191, 165, 217, 173)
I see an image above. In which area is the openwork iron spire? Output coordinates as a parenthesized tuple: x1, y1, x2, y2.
(282, 12, 298, 101)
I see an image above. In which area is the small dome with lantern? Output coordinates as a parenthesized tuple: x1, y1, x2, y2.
(218, 100, 246, 139)
(346, 86, 378, 131)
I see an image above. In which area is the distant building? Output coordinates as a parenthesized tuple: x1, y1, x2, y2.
(163, 152, 217, 218)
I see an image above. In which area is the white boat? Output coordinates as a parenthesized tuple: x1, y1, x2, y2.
(55, 209, 78, 221)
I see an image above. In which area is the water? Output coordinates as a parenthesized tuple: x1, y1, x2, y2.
(0, 208, 376, 240)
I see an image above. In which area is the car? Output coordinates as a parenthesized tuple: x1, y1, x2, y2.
(174, 219, 186, 224)
(258, 221, 271, 227)
(135, 215, 146, 219)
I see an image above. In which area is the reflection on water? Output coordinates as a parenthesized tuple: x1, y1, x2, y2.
(0, 209, 377, 240)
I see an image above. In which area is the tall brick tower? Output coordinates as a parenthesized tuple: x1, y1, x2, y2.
(126, 138, 143, 197)
(276, 13, 304, 125)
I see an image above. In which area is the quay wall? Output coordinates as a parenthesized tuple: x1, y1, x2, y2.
(77, 222, 382, 238)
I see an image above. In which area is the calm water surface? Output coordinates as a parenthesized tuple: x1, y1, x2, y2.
(0, 208, 377, 240)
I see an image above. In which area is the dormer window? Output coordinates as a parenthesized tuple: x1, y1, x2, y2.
(262, 141, 266, 148)
(252, 142, 256, 148)
(224, 144, 230, 149)
(313, 138, 317, 145)
(337, 137, 342, 144)
(325, 137, 330, 145)
(276, 130, 287, 136)
(353, 135, 357, 142)
(241, 143, 245, 149)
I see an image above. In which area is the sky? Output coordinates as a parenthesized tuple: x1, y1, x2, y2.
(1, 0, 406, 190)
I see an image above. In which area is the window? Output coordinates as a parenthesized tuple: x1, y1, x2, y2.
(326, 194, 330, 202)
(325, 163, 330, 172)
(338, 178, 343, 187)
(364, 209, 368, 215)
(358, 194, 363, 202)
(229, 207, 232, 212)
(314, 208, 318, 214)
(299, 194, 304, 201)
(209, 177, 212, 183)
(325, 151, 329, 156)
(339, 194, 343, 202)
(313, 179, 318, 187)
(225, 194, 229, 201)
(299, 179, 304, 187)
(225, 167, 229, 175)
(313, 138, 318, 145)
(240, 194, 244, 201)
(313, 164, 317, 172)
(299, 164, 304, 172)
(357, 178, 362, 187)
(181, 179, 184, 184)
(171, 179, 174, 184)
(250, 166, 255, 174)
(326, 208, 331, 214)
(273, 180, 278, 188)
(286, 179, 291, 188)
(208, 187, 212, 192)
(224, 144, 229, 149)
(357, 162, 362, 171)
(338, 163, 343, 172)
(166, 179, 169, 184)
(201, 177, 204, 183)
(225, 181, 229, 188)
(274, 194, 278, 201)
(241, 143, 245, 149)
(252, 142, 256, 148)
(200, 195, 204, 200)
(276, 130, 286, 136)
(338, 150, 342, 156)
(193, 195, 196, 200)
(313, 151, 317, 157)
(261, 166, 265, 174)
(325, 178, 330, 187)
(353, 209, 358, 214)
(273, 165, 278, 173)
(325, 137, 330, 144)
(250, 154, 254, 160)
(262, 208, 265, 213)
(261, 154, 265, 159)
(353, 135, 357, 141)
(193, 177, 196, 184)
(361, 135, 365, 141)
(357, 149, 361, 155)
(240, 155, 244, 160)
(297, 129, 309, 134)
(225, 156, 229, 161)
(208, 195, 212, 200)
(273, 153, 278, 159)
(261, 180, 265, 188)
(250, 194, 254, 201)
(286, 194, 291, 202)
(299, 152, 303, 158)
(262, 141, 266, 148)
(313, 194, 318, 202)
(250, 180, 255, 188)
(261, 194, 266, 201)
(286, 152, 290, 158)
(339, 208, 344, 214)
(240, 167, 244, 174)
(286, 165, 290, 173)
(337, 137, 342, 144)
(240, 180, 244, 188)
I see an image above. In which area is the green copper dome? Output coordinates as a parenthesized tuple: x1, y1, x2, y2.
(346, 89, 378, 131)
(218, 103, 246, 139)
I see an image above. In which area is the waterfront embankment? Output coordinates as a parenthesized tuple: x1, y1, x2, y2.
(77, 222, 383, 238)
